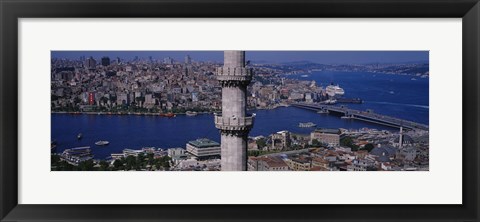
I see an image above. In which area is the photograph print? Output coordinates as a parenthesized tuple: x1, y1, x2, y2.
(51, 50, 429, 171)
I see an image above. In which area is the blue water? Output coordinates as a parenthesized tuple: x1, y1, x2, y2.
(289, 71, 429, 124)
(52, 72, 428, 159)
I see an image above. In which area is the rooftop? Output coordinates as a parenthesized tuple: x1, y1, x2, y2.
(370, 146, 398, 157)
(188, 138, 220, 148)
(314, 128, 341, 134)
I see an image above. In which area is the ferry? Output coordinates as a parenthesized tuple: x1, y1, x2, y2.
(336, 98, 363, 104)
(298, 122, 317, 128)
(186, 111, 198, 116)
(317, 110, 329, 114)
(326, 83, 345, 98)
(95, 140, 109, 146)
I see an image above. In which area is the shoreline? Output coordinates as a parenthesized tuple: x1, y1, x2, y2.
(51, 111, 215, 116)
(50, 104, 291, 116)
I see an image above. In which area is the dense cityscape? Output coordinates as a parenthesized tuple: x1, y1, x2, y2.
(51, 52, 429, 171)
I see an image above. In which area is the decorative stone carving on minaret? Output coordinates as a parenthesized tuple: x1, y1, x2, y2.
(214, 51, 254, 171)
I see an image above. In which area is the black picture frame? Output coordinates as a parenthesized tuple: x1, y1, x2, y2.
(1, 0, 479, 221)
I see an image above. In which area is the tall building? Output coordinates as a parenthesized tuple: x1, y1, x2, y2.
(310, 128, 342, 147)
(214, 51, 254, 171)
(271, 130, 291, 150)
(101, 57, 110, 66)
(164, 57, 174, 65)
(85, 56, 96, 70)
(88, 92, 95, 105)
(183, 66, 189, 76)
(185, 55, 192, 64)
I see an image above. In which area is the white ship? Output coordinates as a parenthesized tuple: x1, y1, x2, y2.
(186, 111, 198, 116)
(326, 83, 345, 98)
(95, 141, 109, 146)
(298, 122, 317, 128)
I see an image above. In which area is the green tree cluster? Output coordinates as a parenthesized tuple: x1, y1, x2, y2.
(247, 150, 281, 157)
(256, 138, 267, 149)
(340, 136, 360, 151)
(361, 143, 375, 152)
(51, 153, 172, 171)
(51, 154, 95, 171)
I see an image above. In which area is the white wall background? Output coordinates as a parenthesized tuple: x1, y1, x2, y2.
(19, 18, 462, 204)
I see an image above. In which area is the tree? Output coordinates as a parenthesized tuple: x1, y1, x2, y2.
(248, 150, 260, 157)
(125, 155, 136, 170)
(74, 97, 82, 105)
(147, 153, 155, 165)
(51, 154, 60, 166)
(363, 143, 375, 152)
(78, 160, 95, 171)
(256, 138, 266, 149)
(340, 136, 359, 151)
(292, 144, 303, 150)
(311, 139, 321, 147)
(99, 160, 110, 171)
(154, 160, 162, 170)
(100, 97, 109, 104)
(137, 153, 146, 163)
(57, 161, 75, 171)
(162, 161, 170, 170)
(113, 158, 125, 170)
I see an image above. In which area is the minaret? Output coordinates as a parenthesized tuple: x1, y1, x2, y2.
(214, 51, 254, 171)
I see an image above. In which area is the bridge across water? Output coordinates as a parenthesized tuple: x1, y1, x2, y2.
(291, 103, 429, 131)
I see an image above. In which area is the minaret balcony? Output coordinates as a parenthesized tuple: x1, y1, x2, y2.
(215, 67, 253, 82)
(214, 114, 255, 131)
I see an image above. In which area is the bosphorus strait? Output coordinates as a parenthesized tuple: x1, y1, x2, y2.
(51, 51, 429, 171)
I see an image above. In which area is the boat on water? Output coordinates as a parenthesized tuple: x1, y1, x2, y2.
(77, 133, 82, 140)
(186, 111, 198, 116)
(336, 98, 363, 104)
(411, 78, 417, 81)
(326, 83, 345, 98)
(323, 99, 337, 105)
(298, 122, 317, 128)
(159, 113, 176, 118)
(95, 140, 109, 146)
(300, 74, 309, 78)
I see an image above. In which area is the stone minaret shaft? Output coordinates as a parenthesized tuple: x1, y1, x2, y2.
(214, 51, 254, 171)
